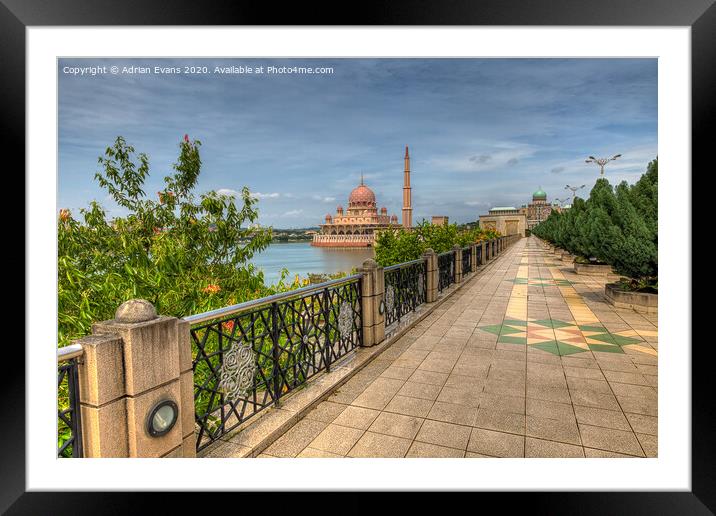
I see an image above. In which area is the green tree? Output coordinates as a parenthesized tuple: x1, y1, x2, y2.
(374, 220, 500, 267)
(532, 209, 560, 243)
(563, 197, 588, 256)
(532, 158, 658, 288)
(610, 179, 658, 281)
(58, 135, 276, 347)
(581, 178, 620, 263)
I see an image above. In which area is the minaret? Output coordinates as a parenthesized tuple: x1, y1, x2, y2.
(402, 146, 413, 229)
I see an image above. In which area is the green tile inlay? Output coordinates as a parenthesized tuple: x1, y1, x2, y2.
(579, 325, 607, 332)
(556, 342, 587, 356)
(588, 343, 624, 354)
(588, 333, 617, 345)
(480, 324, 502, 335)
(610, 334, 643, 346)
(532, 319, 572, 329)
(497, 335, 527, 344)
(532, 341, 559, 355)
(499, 326, 524, 336)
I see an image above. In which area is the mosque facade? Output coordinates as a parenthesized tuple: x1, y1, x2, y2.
(311, 147, 413, 247)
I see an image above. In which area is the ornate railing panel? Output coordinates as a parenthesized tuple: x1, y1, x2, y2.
(58, 346, 84, 458)
(384, 258, 428, 328)
(185, 275, 362, 452)
(462, 246, 473, 275)
(437, 251, 456, 293)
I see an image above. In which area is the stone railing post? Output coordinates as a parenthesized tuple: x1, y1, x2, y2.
(77, 299, 195, 458)
(360, 259, 385, 347)
(470, 243, 478, 272)
(453, 245, 463, 283)
(423, 248, 438, 303)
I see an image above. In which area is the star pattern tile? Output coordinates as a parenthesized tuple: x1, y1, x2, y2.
(478, 318, 645, 356)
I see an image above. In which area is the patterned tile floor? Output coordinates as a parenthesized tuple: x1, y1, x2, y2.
(257, 237, 658, 458)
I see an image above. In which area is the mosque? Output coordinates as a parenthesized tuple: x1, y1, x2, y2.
(311, 146, 413, 247)
(478, 187, 560, 236)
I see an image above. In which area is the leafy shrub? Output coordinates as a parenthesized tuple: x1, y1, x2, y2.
(58, 135, 283, 348)
(374, 220, 501, 267)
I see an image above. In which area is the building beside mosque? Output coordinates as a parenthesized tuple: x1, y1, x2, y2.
(478, 187, 560, 236)
(311, 146, 413, 247)
(523, 187, 558, 230)
(478, 206, 527, 237)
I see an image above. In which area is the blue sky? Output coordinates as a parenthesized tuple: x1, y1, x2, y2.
(58, 58, 657, 227)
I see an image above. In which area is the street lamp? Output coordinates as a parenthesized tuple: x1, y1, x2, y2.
(554, 197, 569, 207)
(585, 154, 622, 176)
(564, 184, 586, 202)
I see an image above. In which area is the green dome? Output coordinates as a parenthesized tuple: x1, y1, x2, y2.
(532, 187, 547, 200)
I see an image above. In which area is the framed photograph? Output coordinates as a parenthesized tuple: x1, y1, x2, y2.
(8, 0, 709, 512)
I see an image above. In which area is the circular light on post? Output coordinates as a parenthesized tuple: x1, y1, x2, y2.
(147, 399, 178, 437)
(379, 300, 385, 315)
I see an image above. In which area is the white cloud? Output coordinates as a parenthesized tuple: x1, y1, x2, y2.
(282, 209, 304, 217)
(216, 189, 281, 200)
(253, 192, 280, 199)
(312, 195, 336, 202)
(215, 188, 239, 197)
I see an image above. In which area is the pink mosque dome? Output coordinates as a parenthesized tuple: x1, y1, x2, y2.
(349, 184, 376, 206)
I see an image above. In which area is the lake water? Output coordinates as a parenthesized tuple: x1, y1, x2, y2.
(251, 242, 374, 285)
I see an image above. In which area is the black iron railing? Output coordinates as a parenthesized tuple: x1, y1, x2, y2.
(476, 243, 482, 265)
(462, 246, 473, 275)
(185, 275, 362, 451)
(384, 258, 428, 328)
(437, 251, 456, 293)
(58, 345, 84, 458)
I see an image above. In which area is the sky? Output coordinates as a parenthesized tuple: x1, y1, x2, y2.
(58, 58, 657, 228)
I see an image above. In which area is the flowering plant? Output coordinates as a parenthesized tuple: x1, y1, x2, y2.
(58, 135, 274, 347)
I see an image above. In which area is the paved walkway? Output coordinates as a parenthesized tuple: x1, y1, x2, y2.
(258, 237, 658, 458)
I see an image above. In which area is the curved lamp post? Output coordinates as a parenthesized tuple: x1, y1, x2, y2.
(585, 154, 622, 176)
(564, 184, 586, 202)
(554, 197, 569, 207)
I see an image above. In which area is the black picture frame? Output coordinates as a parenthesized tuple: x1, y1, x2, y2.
(5, 0, 708, 513)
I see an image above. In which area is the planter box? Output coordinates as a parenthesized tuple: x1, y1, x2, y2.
(574, 262, 614, 276)
(560, 253, 575, 264)
(605, 283, 658, 314)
